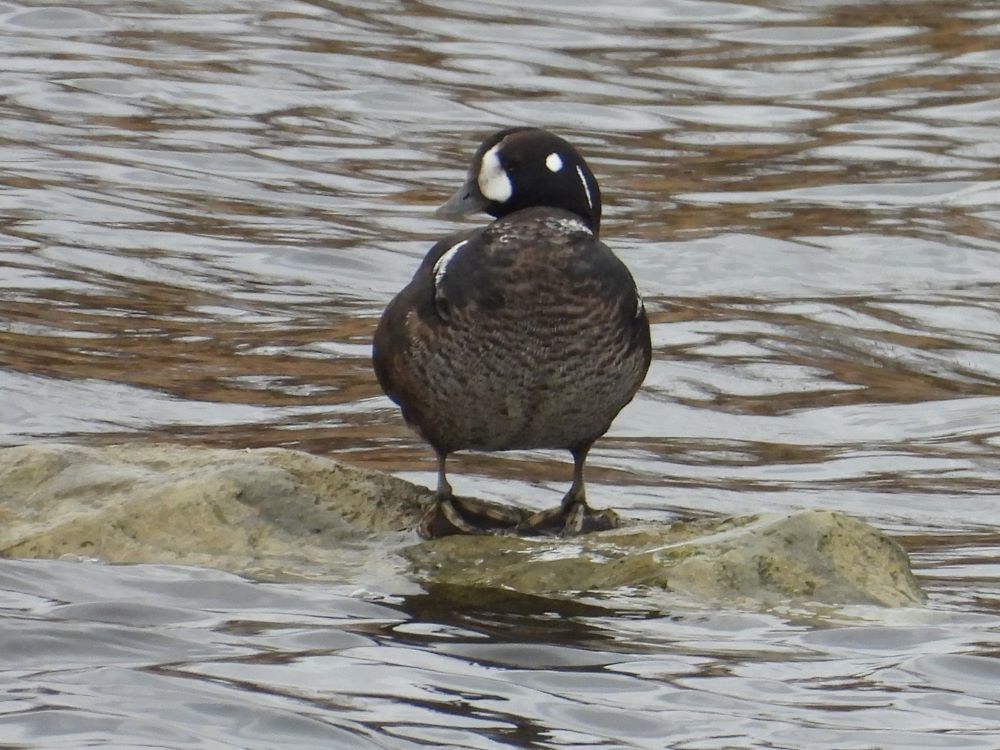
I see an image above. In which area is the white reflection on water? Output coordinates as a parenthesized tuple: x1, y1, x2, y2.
(1, 559, 999, 750)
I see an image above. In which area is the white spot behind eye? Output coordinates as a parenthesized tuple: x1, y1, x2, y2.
(575, 164, 593, 211)
(433, 239, 468, 290)
(545, 152, 563, 172)
(477, 144, 512, 203)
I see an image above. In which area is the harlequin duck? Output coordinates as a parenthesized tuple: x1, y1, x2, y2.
(373, 127, 651, 538)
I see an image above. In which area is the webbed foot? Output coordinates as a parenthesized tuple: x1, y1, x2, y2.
(418, 494, 530, 539)
(516, 500, 620, 536)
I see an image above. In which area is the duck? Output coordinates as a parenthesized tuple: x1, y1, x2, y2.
(372, 127, 651, 538)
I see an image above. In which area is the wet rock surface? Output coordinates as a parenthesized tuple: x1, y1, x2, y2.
(0, 442, 428, 583)
(408, 511, 926, 607)
(0, 443, 925, 607)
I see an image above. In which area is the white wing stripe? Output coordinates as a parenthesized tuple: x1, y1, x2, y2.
(433, 239, 469, 291)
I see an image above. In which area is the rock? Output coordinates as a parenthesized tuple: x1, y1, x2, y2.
(0, 442, 429, 585)
(407, 511, 926, 607)
(0, 443, 926, 608)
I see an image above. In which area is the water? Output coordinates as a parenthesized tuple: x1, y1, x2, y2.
(1, 0, 999, 747)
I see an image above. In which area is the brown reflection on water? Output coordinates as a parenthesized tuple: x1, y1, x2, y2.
(655, 296, 1000, 415)
(0, 0, 998, 546)
(2, 290, 379, 409)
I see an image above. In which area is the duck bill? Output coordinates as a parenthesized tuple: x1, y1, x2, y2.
(436, 178, 489, 217)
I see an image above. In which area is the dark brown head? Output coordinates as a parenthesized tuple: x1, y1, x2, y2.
(437, 127, 603, 235)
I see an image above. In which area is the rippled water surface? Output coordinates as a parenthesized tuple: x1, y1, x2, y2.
(2, 0, 1000, 747)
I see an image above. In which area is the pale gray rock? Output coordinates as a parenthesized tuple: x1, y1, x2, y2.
(0, 442, 428, 585)
(408, 511, 926, 607)
(0, 443, 926, 607)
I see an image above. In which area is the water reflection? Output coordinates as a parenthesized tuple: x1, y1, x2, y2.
(2, 558, 998, 749)
(1, 3, 998, 509)
(1, 0, 999, 534)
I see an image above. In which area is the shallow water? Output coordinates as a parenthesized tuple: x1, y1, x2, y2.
(1, 0, 999, 747)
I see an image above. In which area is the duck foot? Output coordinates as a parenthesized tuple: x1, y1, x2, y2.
(419, 495, 530, 539)
(517, 501, 621, 536)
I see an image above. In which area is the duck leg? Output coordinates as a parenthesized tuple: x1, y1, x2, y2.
(418, 451, 528, 538)
(518, 442, 620, 536)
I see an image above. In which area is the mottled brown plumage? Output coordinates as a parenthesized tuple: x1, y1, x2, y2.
(373, 128, 651, 537)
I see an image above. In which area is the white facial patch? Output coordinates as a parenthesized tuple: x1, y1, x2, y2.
(545, 152, 563, 172)
(477, 144, 512, 203)
(575, 164, 594, 211)
(433, 239, 468, 290)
